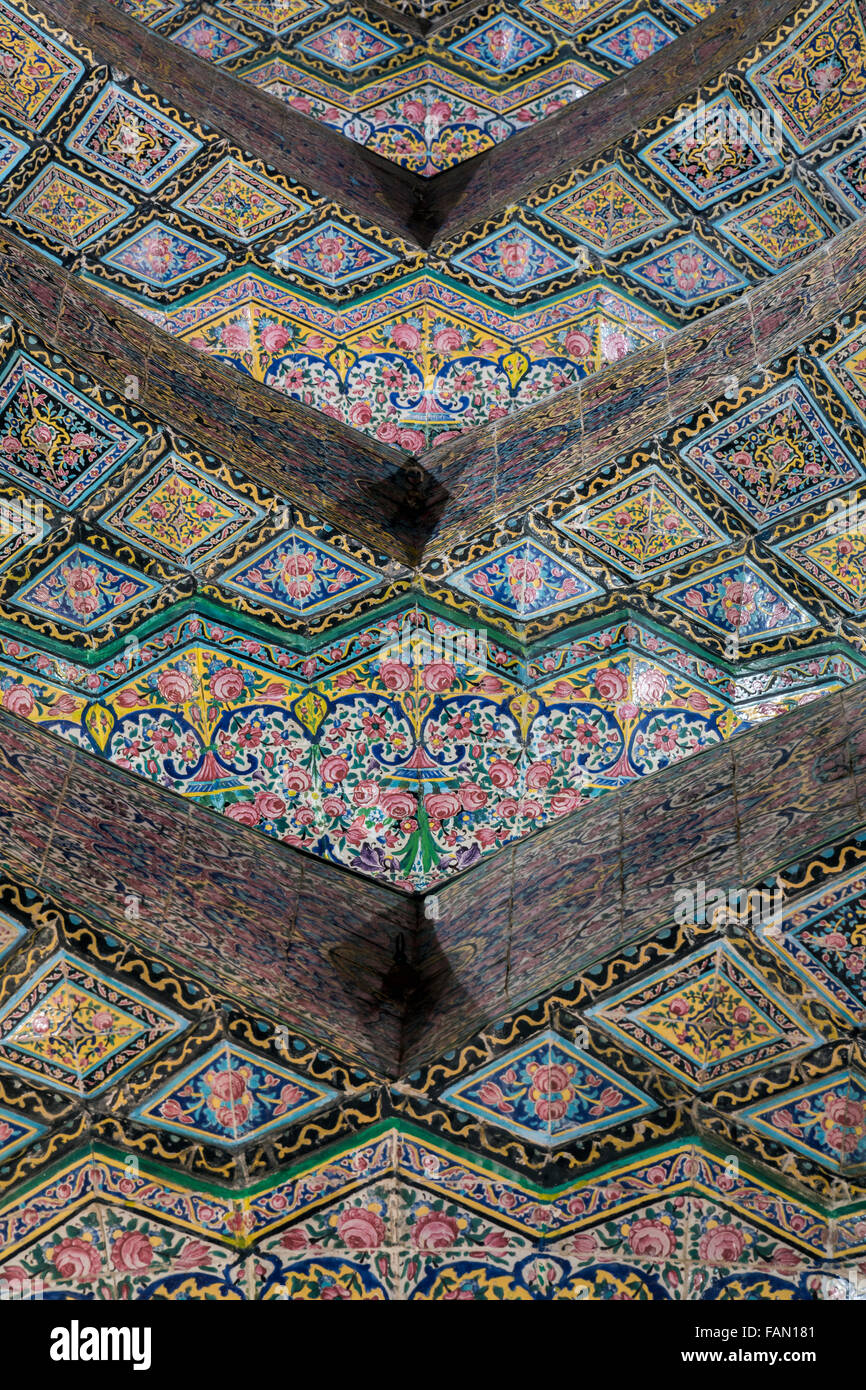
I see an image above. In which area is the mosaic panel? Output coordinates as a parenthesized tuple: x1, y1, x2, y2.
(0, 0, 84, 133)
(741, 1072, 866, 1170)
(65, 83, 201, 192)
(10, 543, 162, 632)
(6, 162, 132, 250)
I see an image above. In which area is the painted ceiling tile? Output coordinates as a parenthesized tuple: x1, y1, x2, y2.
(65, 83, 202, 192)
(216, 0, 324, 34)
(174, 156, 310, 242)
(773, 509, 866, 613)
(586, 942, 823, 1089)
(0, 0, 84, 133)
(0, 910, 26, 962)
(0, 1103, 45, 1161)
(747, 0, 866, 153)
(101, 219, 225, 288)
(450, 222, 577, 291)
(661, 559, 814, 640)
(717, 183, 838, 272)
(6, 162, 133, 251)
(625, 235, 747, 306)
(271, 219, 398, 286)
(538, 165, 676, 253)
(440, 1029, 654, 1146)
(295, 17, 402, 71)
(763, 872, 866, 1025)
(100, 454, 263, 565)
(820, 136, 866, 216)
(680, 378, 866, 525)
(115, 0, 181, 22)
(222, 529, 382, 615)
(11, 543, 162, 632)
(171, 16, 254, 64)
(556, 465, 727, 577)
(132, 1041, 338, 1145)
(639, 94, 783, 209)
(741, 1071, 866, 1169)
(0, 353, 141, 507)
(0, 951, 186, 1095)
(589, 13, 677, 67)
(448, 16, 552, 73)
(0, 129, 28, 185)
(0, 489, 47, 574)
(820, 324, 866, 428)
(448, 538, 602, 617)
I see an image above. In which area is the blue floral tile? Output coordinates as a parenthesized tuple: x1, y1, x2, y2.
(295, 17, 402, 70)
(222, 528, 382, 615)
(717, 182, 838, 272)
(0, 129, 28, 185)
(661, 559, 814, 640)
(271, 219, 398, 286)
(440, 1030, 654, 1146)
(820, 136, 866, 217)
(589, 13, 677, 67)
(0, 352, 142, 507)
(132, 1041, 339, 1146)
(175, 156, 310, 242)
(11, 544, 162, 631)
(626, 236, 747, 306)
(639, 93, 782, 209)
(170, 15, 253, 63)
(448, 539, 602, 618)
(101, 220, 225, 287)
(680, 377, 866, 525)
(0, 1104, 45, 1161)
(761, 870, 866, 1025)
(741, 1071, 866, 1169)
(448, 16, 551, 72)
(538, 164, 677, 252)
(65, 83, 201, 192)
(450, 223, 578, 291)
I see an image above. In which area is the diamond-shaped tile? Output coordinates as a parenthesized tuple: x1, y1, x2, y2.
(12, 543, 161, 631)
(773, 508, 866, 613)
(748, 0, 866, 153)
(65, 82, 201, 192)
(821, 324, 866, 429)
(132, 1041, 338, 1146)
(7, 162, 132, 250)
(449, 16, 551, 73)
(589, 13, 676, 67)
(440, 1029, 654, 1146)
(175, 156, 309, 242)
(102, 219, 225, 287)
(539, 165, 675, 252)
(586, 942, 823, 1089)
(222, 528, 382, 615)
(820, 136, 866, 217)
(626, 236, 747, 306)
(0, 129, 28, 185)
(216, 0, 319, 34)
(0, 352, 141, 506)
(0, 1103, 45, 1160)
(451, 222, 577, 291)
(762, 869, 866, 1024)
(296, 17, 401, 70)
(449, 539, 602, 618)
(0, 910, 26, 962)
(661, 559, 813, 640)
(271, 218, 397, 286)
(681, 378, 866, 525)
(640, 93, 782, 209)
(557, 466, 727, 577)
(0, 951, 186, 1095)
(0, 2, 83, 132)
(171, 15, 253, 62)
(718, 183, 837, 272)
(100, 453, 263, 565)
(742, 1071, 866, 1169)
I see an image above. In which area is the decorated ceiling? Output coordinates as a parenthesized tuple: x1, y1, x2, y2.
(0, 0, 865, 1301)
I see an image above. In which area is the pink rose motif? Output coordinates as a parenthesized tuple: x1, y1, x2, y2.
(595, 666, 629, 702)
(489, 759, 517, 788)
(424, 791, 461, 820)
(564, 330, 592, 358)
(156, 669, 194, 704)
(433, 327, 462, 354)
(260, 323, 290, 354)
(550, 789, 582, 815)
(225, 802, 259, 826)
(376, 421, 400, 444)
(349, 401, 373, 427)
(398, 428, 425, 450)
(254, 790, 286, 820)
(569, 1232, 599, 1257)
(280, 1229, 308, 1251)
(402, 99, 425, 122)
(111, 1231, 154, 1273)
(824, 1093, 865, 1128)
(378, 659, 412, 692)
(381, 789, 416, 819)
(635, 669, 667, 704)
(283, 767, 312, 793)
(391, 324, 421, 350)
(413, 1211, 458, 1250)
(699, 1226, 745, 1263)
(336, 1207, 386, 1249)
(209, 667, 246, 702)
(53, 1237, 101, 1282)
(322, 796, 347, 816)
(423, 660, 456, 693)
(320, 754, 349, 784)
(525, 761, 552, 789)
(352, 780, 379, 807)
(2, 684, 34, 717)
(458, 782, 487, 811)
(628, 1218, 676, 1258)
(220, 324, 250, 352)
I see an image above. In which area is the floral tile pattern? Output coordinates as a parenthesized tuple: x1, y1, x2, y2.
(65, 83, 201, 192)
(449, 16, 551, 73)
(0, 0, 84, 132)
(221, 529, 382, 615)
(661, 559, 814, 641)
(271, 219, 398, 286)
(717, 183, 838, 271)
(448, 539, 602, 617)
(296, 17, 403, 71)
(626, 236, 747, 305)
(538, 165, 676, 252)
(639, 94, 783, 209)
(132, 1041, 339, 1145)
(7, 162, 132, 250)
(101, 220, 225, 287)
(589, 13, 676, 66)
(10, 543, 161, 632)
(741, 1072, 866, 1170)
(173, 157, 310, 242)
(171, 15, 254, 63)
(450, 222, 579, 291)
(440, 1029, 655, 1144)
